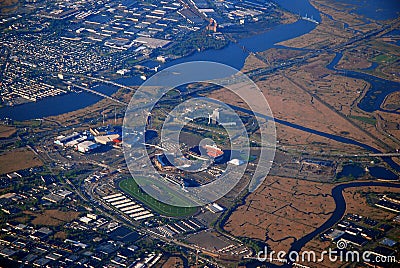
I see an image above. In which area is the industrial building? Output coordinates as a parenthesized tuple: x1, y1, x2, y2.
(95, 134, 120, 145)
(76, 141, 99, 153)
(206, 203, 225, 213)
(54, 132, 82, 146)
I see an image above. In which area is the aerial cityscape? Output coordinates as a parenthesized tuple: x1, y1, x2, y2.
(0, 0, 399, 267)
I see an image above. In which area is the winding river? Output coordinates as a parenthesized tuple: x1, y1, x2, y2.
(245, 180, 400, 268)
(1, 0, 399, 265)
(326, 53, 400, 113)
(286, 181, 400, 263)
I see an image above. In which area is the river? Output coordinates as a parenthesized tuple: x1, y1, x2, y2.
(327, 52, 400, 113)
(1, 0, 397, 119)
(283, 181, 400, 266)
(0, 0, 319, 121)
(2, 0, 399, 266)
(245, 180, 400, 268)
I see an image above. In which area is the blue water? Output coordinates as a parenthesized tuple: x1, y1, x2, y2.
(385, 29, 400, 36)
(0, 85, 116, 121)
(334, 0, 400, 21)
(1, 0, 398, 120)
(274, 0, 321, 22)
(224, 100, 400, 172)
(248, 180, 400, 268)
(337, 164, 365, 179)
(238, 20, 316, 52)
(327, 53, 400, 113)
(161, 20, 316, 70)
(336, 164, 398, 181)
(285, 181, 400, 266)
(369, 166, 398, 180)
(0, 0, 322, 121)
(383, 29, 400, 46)
(163, 43, 248, 71)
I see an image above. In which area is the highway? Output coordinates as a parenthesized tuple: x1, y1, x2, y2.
(60, 16, 399, 266)
(364, 153, 400, 157)
(81, 177, 236, 264)
(245, 18, 400, 79)
(83, 18, 400, 111)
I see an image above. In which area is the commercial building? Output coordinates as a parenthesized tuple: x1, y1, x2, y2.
(54, 132, 81, 146)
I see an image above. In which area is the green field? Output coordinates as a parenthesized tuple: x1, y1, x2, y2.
(349, 115, 377, 125)
(373, 54, 397, 64)
(119, 178, 197, 217)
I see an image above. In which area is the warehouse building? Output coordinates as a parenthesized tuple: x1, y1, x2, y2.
(76, 141, 99, 153)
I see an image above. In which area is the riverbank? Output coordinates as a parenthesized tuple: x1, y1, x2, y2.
(0, 0, 322, 121)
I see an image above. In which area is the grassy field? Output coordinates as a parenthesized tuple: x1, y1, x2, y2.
(349, 115, 377, 125)
(373, 54, 397, 64)
(0, 149, 43, 174)
(28, 209, 80, 226)
(0, 125, 16, 138)
(119, 178, 197, 217)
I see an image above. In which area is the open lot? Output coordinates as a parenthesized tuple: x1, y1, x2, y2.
(224, 176, 335, 253)
(0, 125, 16, 138)
(160, 256, 184, 268)
(185, 230, 231, 252)
(27, 209, 81, 226)
(0, 148, 42, 174)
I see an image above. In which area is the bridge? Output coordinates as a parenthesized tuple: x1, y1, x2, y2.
(366, 153, 400, 157)
(142, 143, 167, 151)
(74, 18, 400, 109)
(86, 76, 134, 91)
(65, 81, 128, 106)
